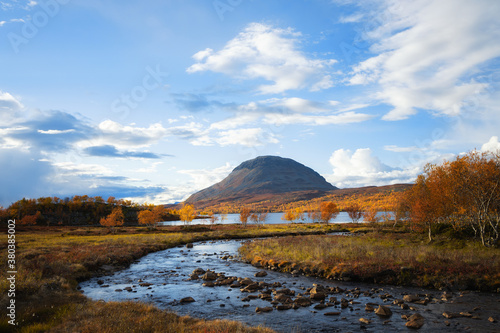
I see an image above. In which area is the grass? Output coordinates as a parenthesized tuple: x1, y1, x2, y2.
(0, 223, 339, 332)
(239, 226, 500, 291)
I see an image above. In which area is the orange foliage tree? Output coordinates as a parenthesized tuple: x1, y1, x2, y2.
(402, 150, 500, 246)
(99, 207, 125, 232)
(345, 203, 364, 223)
(320, 201, 339, 224)
(239, 207, 251, 227)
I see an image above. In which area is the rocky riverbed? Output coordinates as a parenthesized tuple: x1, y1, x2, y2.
(79, 238, 500, 332)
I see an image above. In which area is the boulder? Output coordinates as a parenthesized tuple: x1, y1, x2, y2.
(180, 297, 195, 303)
(255, 270, 268, 277)
(442, 312, 459, 319)
(375, 305, 392, 317)
(276, 304, 292, 310)
(186, 243, 194, 248)
(405, 313, 424, 329)
(365, 304, 375, 312)
(255, 306, 273, 313)
(310, 292, 326, 301)
(201, 271, 218, 281)
(294, 296, 312, 307)
(403, 295, 420, 303)
(192, 268, 206, 275)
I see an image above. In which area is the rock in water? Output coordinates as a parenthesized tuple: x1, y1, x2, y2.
(375, 305, 392, 317)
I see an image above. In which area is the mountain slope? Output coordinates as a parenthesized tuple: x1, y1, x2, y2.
(186, 156, 337, 205)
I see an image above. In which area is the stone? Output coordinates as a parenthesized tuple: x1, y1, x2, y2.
(201, 271, 218, 281)
(405, 313, 425, 329)
(180, 297, 195, 303)
(274, 288, 294, 296)
(365, 304, 375, 312)
(202, 281, 215, 287)
(403, 295, 420, 303)
(186, 243, 194, 248)
(97, 280, 104, 285)
(255, 271, 268, 277)
(359, 318, 371, 324)
(310, 292, 326, 301)
(294, 296, 312, 307)
(192, 268, 205, 275)
(124, 287, 133, 292)
(442, 312, 459, 319)
(139, 283, 153, 287)
(314, 303, 328, 310)
(375, 305, 392, 317)
(324, 312, 341, 316)
(488, 317, 497, 323)
(255, 306, 273, 313)
(276, 304, 292, 310)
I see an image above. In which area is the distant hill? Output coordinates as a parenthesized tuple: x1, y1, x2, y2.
(186, 156, 337, 206)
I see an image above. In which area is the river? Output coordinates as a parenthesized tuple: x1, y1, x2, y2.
(79, 238, 500, 332)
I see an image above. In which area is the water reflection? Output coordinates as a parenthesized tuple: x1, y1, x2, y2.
(159, 212, 392, 226)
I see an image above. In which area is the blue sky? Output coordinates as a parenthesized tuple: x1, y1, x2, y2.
(1, 0, 500, 206)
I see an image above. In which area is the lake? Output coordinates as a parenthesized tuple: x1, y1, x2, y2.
(159, 211, 393, 226)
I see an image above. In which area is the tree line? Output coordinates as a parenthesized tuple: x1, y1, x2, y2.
(0, 196, 179, 226)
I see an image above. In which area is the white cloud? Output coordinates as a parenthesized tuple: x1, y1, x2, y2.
(216, 128, 279, 147)
(178, 162, 234, 192)
(481, 136, 500, 153)
(38, 129, 76, 135)
(94, 120, 167, 149)
(263, 111, 372, 126)
(187, 23, 337, 94)
(140, 162, 235, 205)
(349, 0, 500, 121)
(326, 148, 420, 187)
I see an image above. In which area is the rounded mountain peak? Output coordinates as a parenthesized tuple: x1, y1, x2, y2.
(186, 155, 336, 205)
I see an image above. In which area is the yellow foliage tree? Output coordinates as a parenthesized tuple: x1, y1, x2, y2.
(179, 204, 196, 225)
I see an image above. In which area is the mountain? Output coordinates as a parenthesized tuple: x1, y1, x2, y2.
(186, 156, 337, 206)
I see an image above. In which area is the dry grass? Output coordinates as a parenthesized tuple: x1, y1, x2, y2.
(47, 300, 274, 333)
(239, 232, 500, 291)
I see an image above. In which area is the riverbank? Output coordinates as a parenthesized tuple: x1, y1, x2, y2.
(0, 223, 340, 332)
(239, 231, 500, 292)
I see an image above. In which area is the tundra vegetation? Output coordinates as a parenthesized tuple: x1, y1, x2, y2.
(0, 223, 338, 332)
(1, 150, 499, 331)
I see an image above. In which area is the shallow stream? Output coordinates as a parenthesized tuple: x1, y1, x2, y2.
(79, 238, 500, 332)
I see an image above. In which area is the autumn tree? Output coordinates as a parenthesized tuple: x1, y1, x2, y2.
(345, 203, 364, 223)
(402, 150, 500, 246)
(282, 209, 297, 223)
(306, 204, 321, 223)
(250, 211, 268, 226)
(137, 209, 155, 229)
(239, 207, 251, 228)
(320, 201, 339, 224)
(363, 208, 380, 223)
(179, 204, 196, 225)
(208, 211, 219, 229)
(100, 207, 124, 233)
